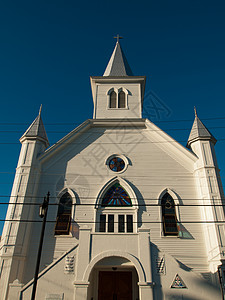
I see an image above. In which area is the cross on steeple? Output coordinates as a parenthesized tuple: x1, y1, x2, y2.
(114, 34, 123, 43)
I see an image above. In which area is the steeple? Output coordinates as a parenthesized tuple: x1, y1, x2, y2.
(187, 108, 216, 147)
(20, 105, 49, 147)
(103, 37, 133, 76)
(90, 37, 145, 119)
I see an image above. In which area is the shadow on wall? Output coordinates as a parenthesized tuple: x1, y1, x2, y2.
(151, 243, 163, 300)
(175, 260, 192, 272)
(150, 242, 221, 300)
(124, 179, 146, 227)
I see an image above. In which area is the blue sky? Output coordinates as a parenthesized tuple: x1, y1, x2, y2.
(0, 0, 225, 233)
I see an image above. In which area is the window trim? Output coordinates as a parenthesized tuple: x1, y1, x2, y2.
(105, 154, 129, 174)
(54, 188, 77, 236)
(107, 88, 129, 110)
(158, 189, 180, 238)
(95, 178, 138, 233)
(98, 210, 135, 233)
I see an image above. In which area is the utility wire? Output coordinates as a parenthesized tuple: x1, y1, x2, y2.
(1, 138, 225, 145)
(1, 126, 225, 133)
(0, 203, 224, 207)
(0, 196, 224, 201)
(0, 182, 224, 189)
(0, 219, 224, 224)
(0, 115, 225, 125)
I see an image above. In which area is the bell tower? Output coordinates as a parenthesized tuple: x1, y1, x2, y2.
(90, 36, 146, 119)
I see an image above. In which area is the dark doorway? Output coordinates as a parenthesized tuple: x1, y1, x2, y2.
(98, 271, 132, 300)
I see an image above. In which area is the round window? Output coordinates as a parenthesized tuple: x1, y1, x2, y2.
(108, 156, 125, 172)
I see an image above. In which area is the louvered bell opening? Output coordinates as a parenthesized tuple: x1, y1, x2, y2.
(118, 91, 125, 108)
(110, 91, 117, 108)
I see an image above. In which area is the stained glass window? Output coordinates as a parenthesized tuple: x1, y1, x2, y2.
(102, 183, 132, 207)
(55, 192, 72, 235)
(171, 274, 187, 288)
(109, 157, 125, 172)
(161, 193, 178, 236)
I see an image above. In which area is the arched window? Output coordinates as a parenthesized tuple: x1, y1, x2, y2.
(98, 183, 134, 233)
(55, 192, 72, 235)
(118, 91, 126, 108)
(109, 91, 117, 108)
(161, 193, 178, 236)
(102, 183, 132, 207)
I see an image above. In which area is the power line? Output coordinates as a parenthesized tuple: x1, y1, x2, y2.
(0, 115, 225, 126)
(0, 202, 224, 207)
(0, 195, 224, 201)
(0, 182, 224, 189)
(0, 139, 225, 145)
(0, 199, 225, 203)
(1, 171, 225, 180)
(0, 126, 225, 133)
(0, 219, 224, 224)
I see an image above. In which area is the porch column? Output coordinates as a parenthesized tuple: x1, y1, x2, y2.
(74, 282, 89, 300)
(74, 225, 92, 300)
(138, 228, 154, 300)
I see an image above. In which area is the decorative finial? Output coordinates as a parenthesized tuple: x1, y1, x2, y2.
(114, 34, 123, 43)
(39, 104, 42, 116)
(194, 106, 197, 117)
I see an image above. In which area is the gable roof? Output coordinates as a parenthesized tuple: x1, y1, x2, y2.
(39, 118, 197, 173)
(103, 41, 133, 76)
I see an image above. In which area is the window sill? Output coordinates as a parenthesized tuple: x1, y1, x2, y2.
(92, 232, 138, 235)
(54, 233, 74, 238)
(107, 108, 129, 110)
(161, 235, 180, 238)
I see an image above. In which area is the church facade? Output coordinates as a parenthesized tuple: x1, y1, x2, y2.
(0, 40, 225, 300)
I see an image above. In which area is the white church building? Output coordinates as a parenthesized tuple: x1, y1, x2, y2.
(0, 39, 225, 300)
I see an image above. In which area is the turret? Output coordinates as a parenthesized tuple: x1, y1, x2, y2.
(187, 108, 225, 274)
(0, 107, 49, 300)
(18, 105, 49, 167)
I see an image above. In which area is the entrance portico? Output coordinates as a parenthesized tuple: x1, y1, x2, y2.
(74, 226, 154, 300)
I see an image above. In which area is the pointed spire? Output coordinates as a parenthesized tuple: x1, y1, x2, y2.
(187, 108, 216, 147)
(39, 104, 42, 115)
(194, 106, 197, 117)
(103, 37, 133, 77)
(20, 106, 49, 147)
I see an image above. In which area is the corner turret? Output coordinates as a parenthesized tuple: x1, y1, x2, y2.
(20, 105, 49, 147)
(187, 108, 225, 273)
(0, 106, 49, 298)
(187, 107, 216, 147)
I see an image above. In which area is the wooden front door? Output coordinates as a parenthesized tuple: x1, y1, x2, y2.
(98, 271, 132, 300)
